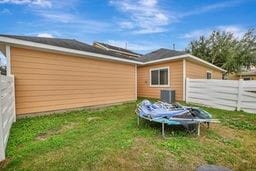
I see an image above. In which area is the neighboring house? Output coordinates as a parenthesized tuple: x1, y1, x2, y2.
(228, 70, 256, 80)
(0, 35, 225, 116)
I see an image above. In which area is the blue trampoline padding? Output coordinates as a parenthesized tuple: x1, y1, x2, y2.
(139, 102, 189, 119)
(152, 118, 181, 125)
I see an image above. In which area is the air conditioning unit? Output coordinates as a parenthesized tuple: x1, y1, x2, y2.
(160, 90, 176, 104)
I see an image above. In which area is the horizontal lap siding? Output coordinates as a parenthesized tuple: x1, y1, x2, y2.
(11, 47, 136, 115)
(186, 60, 223, 79)
(137, 60, 183, 100)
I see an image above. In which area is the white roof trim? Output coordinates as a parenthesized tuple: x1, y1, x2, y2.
(187, 54, 226, 72)
(143, 54, 188, 65)
(142, 54, 226, 72)
(0, 36, 142, 64)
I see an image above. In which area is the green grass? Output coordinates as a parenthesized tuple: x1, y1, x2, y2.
(1, 100, 255, 170)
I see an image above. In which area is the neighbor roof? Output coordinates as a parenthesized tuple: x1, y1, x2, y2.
(93, 42, 142, 58)
(140, 48, 187, 62)
(0, 35, 141, 62)
(237, 71, 256, 76)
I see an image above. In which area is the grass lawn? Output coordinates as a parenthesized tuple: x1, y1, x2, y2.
(1, 100, 255, 170)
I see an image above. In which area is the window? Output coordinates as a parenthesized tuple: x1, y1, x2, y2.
(150, 67, 169, 86)
(206, 71, 212, 79)
(243, 77, 251, 81)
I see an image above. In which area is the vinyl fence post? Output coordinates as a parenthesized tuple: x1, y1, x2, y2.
(0, 75, 5, 161)
(237, 79, 243, 111)
(185, 78, 190, 102)
(11, 75, 16, 122)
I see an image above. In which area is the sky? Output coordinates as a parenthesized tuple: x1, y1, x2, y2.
(0, 0, 256, 55)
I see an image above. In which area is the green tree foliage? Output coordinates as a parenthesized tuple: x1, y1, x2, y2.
(187, 29, 256, 73)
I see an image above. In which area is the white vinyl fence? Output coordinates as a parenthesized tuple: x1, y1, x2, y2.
(0, 75, 16, 161)
(186, 78, 256, 114)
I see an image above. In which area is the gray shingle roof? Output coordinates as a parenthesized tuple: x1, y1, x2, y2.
(0, 34, 141, 62)
(139, 48, 187, 62)
(0, 35, 190, 63)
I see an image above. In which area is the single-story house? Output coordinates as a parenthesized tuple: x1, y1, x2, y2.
(228, 70, 256, 80)
(0, 35, 225, 116)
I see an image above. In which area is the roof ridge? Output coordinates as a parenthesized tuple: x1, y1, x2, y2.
(0, 34, 77, 42)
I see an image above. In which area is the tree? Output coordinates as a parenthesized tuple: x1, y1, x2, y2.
(187, 29, 256, 73)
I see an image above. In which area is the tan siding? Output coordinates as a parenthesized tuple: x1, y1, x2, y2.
(11, 47, 136, 115)
(186, 60, 223, 79)
(137, 60, 183, 100)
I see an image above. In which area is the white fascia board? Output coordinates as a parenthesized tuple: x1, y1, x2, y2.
(142, 54, 226, 72)
(143, 54, 189, 65)
(0, 36, 142, 65)
(187, 54, 227, 72)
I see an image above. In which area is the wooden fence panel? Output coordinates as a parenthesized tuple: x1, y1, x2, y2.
(0, 75, 16, 161)
(186, 78, 256, 114)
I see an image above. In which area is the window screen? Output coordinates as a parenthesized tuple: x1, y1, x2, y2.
(150, 68, 169, 86)
(207, 72, 212, 79)
(160, 69, 168, 85)
(151, 70, 159, 85)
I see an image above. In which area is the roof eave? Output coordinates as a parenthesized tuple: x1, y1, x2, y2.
(140, 54, 226, 72)
(187, 54, 227, 72)
(0, 36, 142, 65)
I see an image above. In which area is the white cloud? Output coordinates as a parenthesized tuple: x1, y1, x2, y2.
(110, 0, 246, 34)
(133, 27, 167, 34)
(181, 25, 247, 40)
(217, 25, 246, 39)
(179, 0, 243, 18)
(110, 0, 171, 34)
(181, 29, 212, 39)
(36, 11, 74, 23)
(119, 21, 134, 29)
(139, 0, 157, 7)
(37, 33, 54, 38)
(0, 0, 52, 8)
(33, 10, 111, 33)
(0, 8, 11, 14)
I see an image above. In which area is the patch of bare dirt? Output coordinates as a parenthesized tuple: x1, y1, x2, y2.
(207, 124, 256, 147)
(211, 124, 237, 139)
(87, 117, 101, 122)
(35, 122, 78, 141)
(0, 158, 9, 169)
(97, 137, 200, 170)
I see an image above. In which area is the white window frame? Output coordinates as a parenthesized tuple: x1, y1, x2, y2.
(149, 66, 170, 87)
(206, 71, 212, 79)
